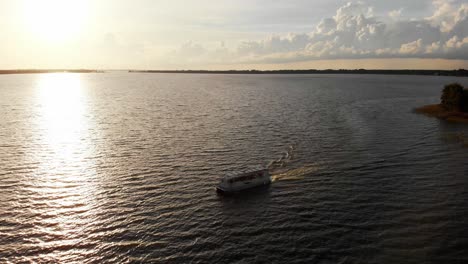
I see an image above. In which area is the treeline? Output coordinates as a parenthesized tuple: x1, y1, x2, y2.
(130, 69, 468, 77)
(0, 69, 102, 75)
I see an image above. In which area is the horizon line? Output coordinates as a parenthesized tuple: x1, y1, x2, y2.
(1, 68, 467, 77)
(1, 68, 467, 72)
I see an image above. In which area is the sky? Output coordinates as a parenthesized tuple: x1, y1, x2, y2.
(0, 0, 467, 70)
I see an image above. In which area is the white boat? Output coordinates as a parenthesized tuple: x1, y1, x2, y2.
(216, 166, 271, 193)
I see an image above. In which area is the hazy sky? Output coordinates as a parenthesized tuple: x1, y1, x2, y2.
(1, 0, 467, 69)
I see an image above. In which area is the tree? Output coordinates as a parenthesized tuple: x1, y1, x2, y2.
(441, 83, 466, 112)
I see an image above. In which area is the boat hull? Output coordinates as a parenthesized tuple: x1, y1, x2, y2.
(216, 179, 271, 194)
(216, 167, 271, 194)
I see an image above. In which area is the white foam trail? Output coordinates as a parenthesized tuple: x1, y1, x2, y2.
(268, 144, 295, 170)
(271, 163, 322, 182)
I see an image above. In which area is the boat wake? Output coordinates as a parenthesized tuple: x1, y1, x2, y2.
(271, 164, 322, 182)
(267, 144, 295, 170)
(267, 144, 322, 182)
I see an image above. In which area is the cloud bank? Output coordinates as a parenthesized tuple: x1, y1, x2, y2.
(170, 0, 468, 65)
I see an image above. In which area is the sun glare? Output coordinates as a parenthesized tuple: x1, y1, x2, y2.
(23, 0, 89, 42)
(36, 73, 86, 146)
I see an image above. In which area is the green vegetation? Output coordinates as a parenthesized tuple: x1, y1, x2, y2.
(441, 83, 468, 112)
(416, 83, 468, 123)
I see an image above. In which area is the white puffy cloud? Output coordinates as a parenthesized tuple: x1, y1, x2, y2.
(400, 39, 424, 54)
(427, 1, 467, 32)
(174, 1, 467, 64)
(388, 9, 403, 19)
(237, 34, 311, 56)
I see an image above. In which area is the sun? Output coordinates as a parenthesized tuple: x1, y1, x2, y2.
(23, 0, 89, 42)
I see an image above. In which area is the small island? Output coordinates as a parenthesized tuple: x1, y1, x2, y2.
(415, 83, 468, 123)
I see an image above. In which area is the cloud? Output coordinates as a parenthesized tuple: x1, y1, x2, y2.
(178, 41, 206, 57)
(168, 0, 468, 65)
(237, 34, 311, 55)
(427, 0, 467, 32)
(388, 8, 403, 19)
(400, 39, 423, 54)
(160, 41, 233, 67)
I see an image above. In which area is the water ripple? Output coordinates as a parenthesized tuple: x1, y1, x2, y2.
(1, 73, 468, 263)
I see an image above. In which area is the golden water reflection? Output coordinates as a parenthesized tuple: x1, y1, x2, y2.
(30, 73, 99, 261)
(37, 73, 86, 156)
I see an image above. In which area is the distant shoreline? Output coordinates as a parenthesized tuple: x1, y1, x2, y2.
(414, 104, 468, 124)
(0, 69, 102, 75)
(1, 69, 467, 77)
(129, 69, 468, 77)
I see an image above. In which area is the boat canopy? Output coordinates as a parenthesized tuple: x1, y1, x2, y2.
(223, 166, 267, 180)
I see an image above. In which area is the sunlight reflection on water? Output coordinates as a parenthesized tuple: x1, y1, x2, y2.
(26, 74, 99, 261)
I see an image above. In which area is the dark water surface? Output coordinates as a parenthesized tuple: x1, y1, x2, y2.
(1, 73, 468, 263)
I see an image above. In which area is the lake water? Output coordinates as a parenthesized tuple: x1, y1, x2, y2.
(1, 73, 468, 263)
